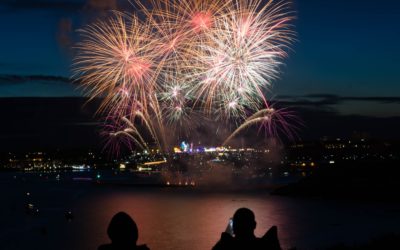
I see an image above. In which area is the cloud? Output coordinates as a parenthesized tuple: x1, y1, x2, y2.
(0, 74, 71, 85)
(276, 94, 400, 106)
(341, 96, 400, 104)
(275, 95, 341, 106)
(0, 74, 82, 97)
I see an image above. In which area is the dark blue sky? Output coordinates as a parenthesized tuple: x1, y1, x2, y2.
(0, 0, 399, 116)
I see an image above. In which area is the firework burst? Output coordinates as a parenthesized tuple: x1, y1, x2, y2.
(73, 12, 160, 117)
(191, 0, 295, 118)
(73, 0, 298, 153)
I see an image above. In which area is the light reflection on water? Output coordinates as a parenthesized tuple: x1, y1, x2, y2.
(79, 190, 293, 250)
(1, 174, 400, 250)
(75, 189, 400, 250)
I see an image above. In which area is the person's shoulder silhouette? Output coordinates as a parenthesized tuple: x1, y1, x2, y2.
(98, 211, 149, 250)
(212, 208, 281, 250)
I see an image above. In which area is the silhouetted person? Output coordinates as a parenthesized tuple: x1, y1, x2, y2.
(212, 208, 281, 250)
(98, 212, 149, 250)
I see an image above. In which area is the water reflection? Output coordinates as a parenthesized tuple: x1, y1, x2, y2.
(75, 189, 400, 250)
(80, 191, 293, 250)
(2, 176, 400, 250)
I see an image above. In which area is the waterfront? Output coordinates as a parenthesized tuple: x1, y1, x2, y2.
(1, 172, 400, 250)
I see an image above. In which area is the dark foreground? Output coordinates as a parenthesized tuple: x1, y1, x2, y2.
(274, 161, 400, 202)
(1, 172, 400, 250)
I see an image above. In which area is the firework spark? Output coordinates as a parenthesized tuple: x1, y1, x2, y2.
(73, 12, 160, 117)
(191, 0, 295, 118)
(223, 104, 300, 146)
(73, 0, 298, 153)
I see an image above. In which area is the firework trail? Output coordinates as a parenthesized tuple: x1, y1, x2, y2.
(222, 105, 300, 146)
(101, 118, 140, 158)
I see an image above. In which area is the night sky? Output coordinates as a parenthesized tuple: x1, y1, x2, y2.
(0, 0, 400, 150)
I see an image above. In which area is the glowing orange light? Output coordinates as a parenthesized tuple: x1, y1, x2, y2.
(125, 57, 151, 79)
(191, 12, 213, 32)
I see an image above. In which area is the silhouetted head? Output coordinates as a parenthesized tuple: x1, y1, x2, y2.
(232, 208, 256, 239)
(107, 212, 138, 246)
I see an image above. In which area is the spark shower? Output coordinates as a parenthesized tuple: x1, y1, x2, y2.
(73, 0, 298, 154)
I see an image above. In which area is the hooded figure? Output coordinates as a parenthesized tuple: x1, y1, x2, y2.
(98, 212, 149, 250)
